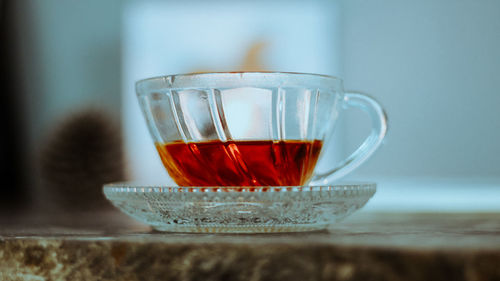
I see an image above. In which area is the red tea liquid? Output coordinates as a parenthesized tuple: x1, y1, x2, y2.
(155, 140, 323, 186)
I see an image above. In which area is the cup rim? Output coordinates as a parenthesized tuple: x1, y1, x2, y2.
(137, 71, 341, 84)
(136, 71, 342, 94)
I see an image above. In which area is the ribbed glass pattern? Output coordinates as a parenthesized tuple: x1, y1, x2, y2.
(136, 72, 343, 186)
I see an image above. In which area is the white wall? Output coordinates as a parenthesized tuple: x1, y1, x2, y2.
(341, 0, 500, 179)
(13, 0, 500, 212)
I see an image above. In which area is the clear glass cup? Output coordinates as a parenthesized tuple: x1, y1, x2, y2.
(136, 72, 387, 186)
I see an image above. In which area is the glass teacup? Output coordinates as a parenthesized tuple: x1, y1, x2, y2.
(136, 72, 387, 186)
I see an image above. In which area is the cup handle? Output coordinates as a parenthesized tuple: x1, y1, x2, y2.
(309, 92, 388, 185)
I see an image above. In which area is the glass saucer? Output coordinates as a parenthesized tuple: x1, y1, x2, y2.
(103, 183, 376, 233)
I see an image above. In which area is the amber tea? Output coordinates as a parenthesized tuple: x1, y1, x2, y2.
(155, 140, 323, 186)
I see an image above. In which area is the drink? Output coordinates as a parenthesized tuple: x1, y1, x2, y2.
(155, 140, 323, 186)
(138, 72, 387, 186)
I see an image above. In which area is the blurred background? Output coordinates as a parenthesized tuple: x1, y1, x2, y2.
(1, 0, 499, 216)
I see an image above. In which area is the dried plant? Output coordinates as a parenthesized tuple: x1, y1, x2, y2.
(40, 109, 124, 212)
